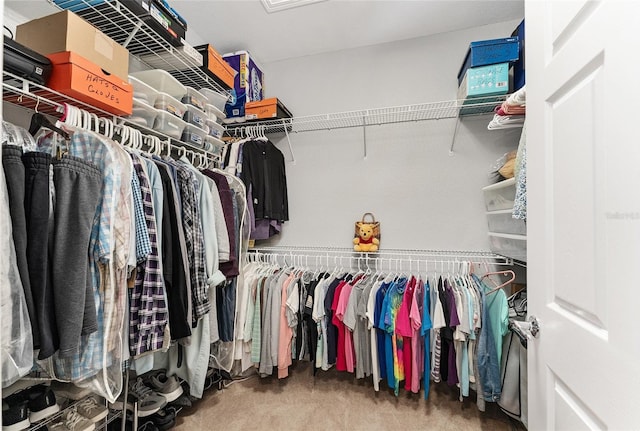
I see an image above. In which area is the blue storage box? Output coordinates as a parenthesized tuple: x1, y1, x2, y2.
(457, 62, 510, 101)
(511, 20, 525, 91)
(457, 37, 519, 86)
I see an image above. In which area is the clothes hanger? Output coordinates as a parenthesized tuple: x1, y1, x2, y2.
(28, 111, 70, 140)
(483, 269, 516, 295)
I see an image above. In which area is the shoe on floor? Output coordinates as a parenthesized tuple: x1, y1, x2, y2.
(107, 417, 158, 431)
(2, 400, 30, 431)
(128, 378, 166, 417)
(148, 408, 175, 431)
(167, 393, 191, 409)
(75, 396, 108, 423)
(61, 408, 95, 431)
(143, 371, 183, 403)
(137, 420, 159, 431)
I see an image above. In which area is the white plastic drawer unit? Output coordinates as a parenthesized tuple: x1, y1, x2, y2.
(482, 177, 516, 211)
(488, 232, 527, 262)
(486, 209, 526, 235)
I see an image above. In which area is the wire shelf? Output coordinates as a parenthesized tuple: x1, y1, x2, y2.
(48, 0, 230, 96)
(2, 72, 221, 160)
(225, 96, 506, 135)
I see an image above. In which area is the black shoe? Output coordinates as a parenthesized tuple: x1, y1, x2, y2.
(4, 385, 59, 424)
(107, 417, 131, 431)
(25, 386, 60, 423)
(167, 393, 191, 409)
(149, 408, 175, 431)
(137, 420, 159, 431)
(108, 417, 159, 431)
(2, 400, 30, 431)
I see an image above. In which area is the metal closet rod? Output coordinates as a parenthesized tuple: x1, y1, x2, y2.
(249, 246, 512, 265)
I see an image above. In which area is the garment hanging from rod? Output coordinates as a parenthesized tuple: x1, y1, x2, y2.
(0, 123, 34, 389)
(222, 131, 289, 241)
(231, 250, 509, 406)
(0, 100, 246, 400)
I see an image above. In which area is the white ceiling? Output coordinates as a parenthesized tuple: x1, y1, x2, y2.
(5, 0, 524, 64)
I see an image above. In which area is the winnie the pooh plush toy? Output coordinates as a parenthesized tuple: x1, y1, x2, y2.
(353, 222, 379, 252)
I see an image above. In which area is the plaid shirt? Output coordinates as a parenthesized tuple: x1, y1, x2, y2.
(129, 153, 168, 356)
(176, 163, 210, 324)
(130, 171, 151, 263)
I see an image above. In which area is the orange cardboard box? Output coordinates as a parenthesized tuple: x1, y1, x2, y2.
(195, 44, 236, 89)
(245, 98, 292, 121)
(47, 51, 133, 116)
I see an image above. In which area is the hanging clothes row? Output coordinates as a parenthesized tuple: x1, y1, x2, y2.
(222, 129, 289, 241)
(234, 252, 511, 407)
(0, 101, 249, 401)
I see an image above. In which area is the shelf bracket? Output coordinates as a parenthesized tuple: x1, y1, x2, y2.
(449, 116, 462, 155)
(283, 119, 296, 164)
(362, 116, 368, 159)
(122, 21, 144, 49)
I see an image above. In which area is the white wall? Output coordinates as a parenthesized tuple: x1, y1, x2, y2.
(258, 19, 523, 251)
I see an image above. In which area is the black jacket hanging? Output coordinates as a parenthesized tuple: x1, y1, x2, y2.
(241, 139, 289, 222)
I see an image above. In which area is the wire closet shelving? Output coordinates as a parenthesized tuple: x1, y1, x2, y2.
(2, 71, 222, 161)
(47, 0, 230, 97)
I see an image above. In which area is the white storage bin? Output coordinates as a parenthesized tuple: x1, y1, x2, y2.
(181, 87, 208, 112)
(153, 109, 187, 139)
(181, 123, 207, 148)
(488, 232, 527, 262)
(130, 69, 186, 99)
(482, 178, 516, 211)
(154, 92, 187, 118)
(183, 105, 209, 130)
(205, 119, 225, 139)
(199, 88, 229, 112)
(205, 103, 226, 123)
(204, 135, 225, 155)
(128, 76, 159, 107)
(486, 209, 526, 235)
(128, 98, 158, 128)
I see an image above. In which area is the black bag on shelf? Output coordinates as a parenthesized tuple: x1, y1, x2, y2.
(3, 36, 52, 86)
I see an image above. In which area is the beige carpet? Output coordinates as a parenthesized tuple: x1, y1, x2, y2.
(174, 362, 525, 431)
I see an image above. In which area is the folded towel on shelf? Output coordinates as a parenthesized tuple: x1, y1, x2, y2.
(501, 101, 526, 115)
(506, 86, 526, 106)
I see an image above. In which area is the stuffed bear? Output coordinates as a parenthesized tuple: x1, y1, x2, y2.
(353, 222, 379, 252)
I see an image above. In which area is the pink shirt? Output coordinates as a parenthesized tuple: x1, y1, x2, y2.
(331, 281, 347, 371)
(277, 274, 294, 378)
(336, 282, 356, 373)
(410, 280, 424, 393)
(396, 277, 415, 391)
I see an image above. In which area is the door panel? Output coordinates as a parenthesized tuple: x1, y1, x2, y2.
(527, 1, 640, 429)
(549, 56, 606, 332)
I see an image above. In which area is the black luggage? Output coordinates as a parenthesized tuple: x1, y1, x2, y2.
(3, 36, 52, 86)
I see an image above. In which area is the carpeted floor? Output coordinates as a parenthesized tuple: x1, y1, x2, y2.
(173, 362, 525, 431)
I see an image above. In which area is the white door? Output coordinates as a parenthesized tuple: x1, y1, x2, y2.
(527, 1, 640, 429)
